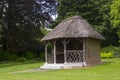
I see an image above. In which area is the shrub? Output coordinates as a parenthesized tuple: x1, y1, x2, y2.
(39, 52, 45, 60)
(101, 46, 115, 53)
(100, 52, 114, 59)
(114, 47, 120, 58)
(16, 57, 27, 62)
(0, 50, 17, 61)
(101, 46, 120, 58)
(25, 52, 34, 59)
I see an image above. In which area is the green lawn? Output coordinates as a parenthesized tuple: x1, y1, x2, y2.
(0, 58, 120, 80)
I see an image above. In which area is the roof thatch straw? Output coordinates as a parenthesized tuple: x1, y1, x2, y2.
(41, 15, 105, 41)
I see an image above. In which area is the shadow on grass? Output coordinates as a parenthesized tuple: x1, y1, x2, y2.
(0, 60, 44, 68)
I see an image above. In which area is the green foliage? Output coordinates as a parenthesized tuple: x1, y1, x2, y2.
(39, 52, 45, 60)
(101, 46, 120, 58)
(47, 43, 52, 52)
(110, 0, 120, 28)
(40, 28, 51, 35)
(114, 47, 120, 58)
(57, 0, 112, 26)
(0, 20, 2, 32)
(0, 19, 3, 43)
(117, 30, 120, 42)
(16, 57, 27, 62)
(101, 46, 115, 53)
(0, 0, 56, 53)
(101, 52, 114, 58)
(110, 0, 120, 42)
(25, 52, 34, 60)
(0, 50, 17, 61)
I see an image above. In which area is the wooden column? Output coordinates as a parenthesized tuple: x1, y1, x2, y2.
(53, 40, 56, 64)
(83, 39, 86, 66)
(45, 43, 48, 64)
(64, 39, 67, 64)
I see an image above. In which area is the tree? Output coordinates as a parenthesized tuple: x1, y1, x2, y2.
(0, 0, 57, 53)
(0, 19, 3, 44)
(51, 0, 119, 46)
(56, 0, 111, 26)
(110, 0, 120, 42)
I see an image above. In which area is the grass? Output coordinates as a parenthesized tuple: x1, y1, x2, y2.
(0, 58, 120, 80)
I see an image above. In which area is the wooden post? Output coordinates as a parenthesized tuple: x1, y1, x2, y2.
(53, 40, 56, 64)
(64, 39, 67, 64)
(45, 43, 48, 64)
(83, 39, 86, 66)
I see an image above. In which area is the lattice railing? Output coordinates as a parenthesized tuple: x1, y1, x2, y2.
(66, 50, 83, 63)
(47, 53, 54, 63)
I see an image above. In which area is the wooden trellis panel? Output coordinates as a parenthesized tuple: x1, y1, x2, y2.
(66, 50, 83, 63)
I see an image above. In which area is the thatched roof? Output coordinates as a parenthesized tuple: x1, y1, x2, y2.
(41, 16, 105, 41)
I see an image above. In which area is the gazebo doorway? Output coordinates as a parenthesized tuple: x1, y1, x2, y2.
(56, 39, 64, 63)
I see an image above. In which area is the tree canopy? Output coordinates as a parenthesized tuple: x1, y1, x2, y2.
(110, 0, 120, 42)
(0, 0, 57, 52)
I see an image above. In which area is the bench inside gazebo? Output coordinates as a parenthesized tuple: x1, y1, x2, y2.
(40, 16, 105, 69)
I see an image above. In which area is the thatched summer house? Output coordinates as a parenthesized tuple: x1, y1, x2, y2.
(41, 16, 105, 69)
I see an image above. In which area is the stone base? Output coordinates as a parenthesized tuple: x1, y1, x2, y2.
(40, 62, 87, 69)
